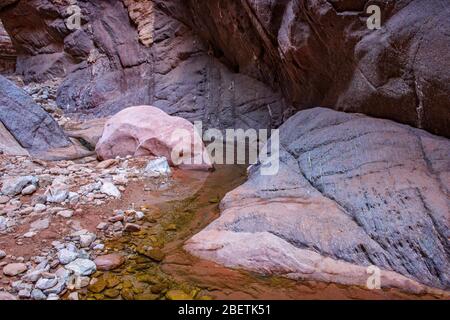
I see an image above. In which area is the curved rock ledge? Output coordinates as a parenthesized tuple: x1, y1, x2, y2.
(186, 108, 450, 293)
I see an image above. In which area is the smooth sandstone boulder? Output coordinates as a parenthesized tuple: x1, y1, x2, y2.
(96, 106, 213, 170)
(186, 108, 450, 292)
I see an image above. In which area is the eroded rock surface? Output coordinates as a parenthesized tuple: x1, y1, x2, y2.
(0, 20, 15, 73)
(0, 0, 286, 130)
(0, 121, 28, 156)
(0, 75, 71, 154)
(1, 1, 448, 136)
(177, 0, 450, 137)
(186, 108, 450, 291)
(96, 106, 212, 170)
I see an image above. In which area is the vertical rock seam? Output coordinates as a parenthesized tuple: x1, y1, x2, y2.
(123, 0, 155, 47)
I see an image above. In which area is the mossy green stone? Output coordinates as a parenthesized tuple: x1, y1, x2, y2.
(88, 278, 107, 293)
(146, 248, 165, 262)
(135, 293, 159, 300)
(104, 289, 120, 298)
(166, 290, 192, 300)
(121, 288, 134, 300)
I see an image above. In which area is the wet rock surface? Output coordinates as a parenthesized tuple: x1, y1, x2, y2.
(186, 108, 450, 291)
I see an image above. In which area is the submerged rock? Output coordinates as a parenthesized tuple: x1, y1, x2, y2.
(88, 277, 107, 293)
(94, 254, 125, 271)
(166, 290, 192, 300)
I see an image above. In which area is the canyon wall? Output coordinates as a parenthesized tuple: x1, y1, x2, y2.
(174, 0, 450, 136)
(0, 0, 287, 130)
(0, 21, 15, 73)
(1, 0, 449, 136)
(0, 0, 448, 291)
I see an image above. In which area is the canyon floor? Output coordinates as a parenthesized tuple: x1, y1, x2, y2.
(0, 77, 447, 300)
(0, 0, 449, 301)
(0, 155, 446, 301)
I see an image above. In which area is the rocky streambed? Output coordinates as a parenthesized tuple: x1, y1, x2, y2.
(1, 157, 447, 301)
(0, 75, 448, 300)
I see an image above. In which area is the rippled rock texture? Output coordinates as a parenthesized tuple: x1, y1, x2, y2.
(186, 108, 450, 291)
(176, 0, 450, 137)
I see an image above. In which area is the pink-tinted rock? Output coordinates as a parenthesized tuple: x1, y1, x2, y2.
(0, 121, 28, 156)
(3, 263, 27, 276)
(0, 291, 17, 300)
(96, 106, 212, 170)
(94, 254, 125, 271)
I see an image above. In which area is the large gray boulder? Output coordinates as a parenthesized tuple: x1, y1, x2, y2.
(0, 75, 71, 154)
(186, 108, 450, 292)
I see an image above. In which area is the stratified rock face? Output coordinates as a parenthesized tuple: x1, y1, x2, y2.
(0, 75, 71, 154)
(176, 0, 450, 137)
(0, 0, 287, 130)
(1, 1, 448, 136)
(0, 20, 15, 73)
(123, 0, 155, 47)
(186, 108, 450, 290)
